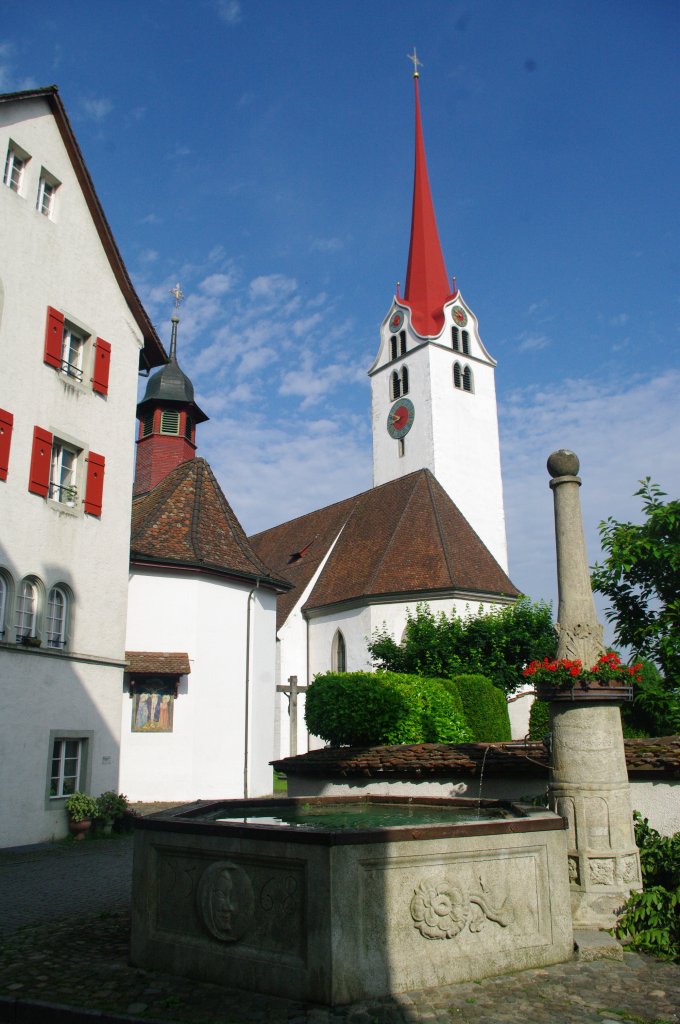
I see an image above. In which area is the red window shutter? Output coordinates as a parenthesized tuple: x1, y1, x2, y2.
(29, 426, 53, 496)
(44, 307, 64, 369)
(92, 338, 111, 395)
(84, 451, 105, 516)
(0, 409, 14, 481)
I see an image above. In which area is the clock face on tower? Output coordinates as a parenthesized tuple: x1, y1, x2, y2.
(389, 309, 405, 332)
(452, 306, 468, 327)
(387, 397, 415, 439)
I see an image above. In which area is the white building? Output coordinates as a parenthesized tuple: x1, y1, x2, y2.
(0, 87, 165, 847)
(120, 315, 290, 802)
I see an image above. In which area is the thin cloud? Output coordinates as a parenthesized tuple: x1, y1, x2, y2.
(517, 333, 551, 352)
(80, 97, 113, 121)
(215, 0, 242, 25)
(310, 236, 344, 253)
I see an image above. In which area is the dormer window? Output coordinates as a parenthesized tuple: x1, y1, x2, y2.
(160, 409, 180, 435)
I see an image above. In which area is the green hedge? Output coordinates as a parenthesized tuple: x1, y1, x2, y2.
(443, 674, 512, 742)
(528, 697, 551, 740)
(304, 671, 473, 747)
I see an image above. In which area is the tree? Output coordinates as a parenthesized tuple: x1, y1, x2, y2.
(591, 479, 680, 684)
(368, 597, 557, 695)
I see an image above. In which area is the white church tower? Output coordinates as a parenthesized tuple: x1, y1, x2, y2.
(369, 57, 508, 572)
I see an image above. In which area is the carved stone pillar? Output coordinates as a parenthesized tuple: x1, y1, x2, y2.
(547, 450, 641, 928)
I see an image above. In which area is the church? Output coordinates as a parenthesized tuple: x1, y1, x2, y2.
(121, 63, 518, 798)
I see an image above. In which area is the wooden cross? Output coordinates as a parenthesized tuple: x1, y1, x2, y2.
(276, 675, 308, 757)
(407, 48, 423, 77)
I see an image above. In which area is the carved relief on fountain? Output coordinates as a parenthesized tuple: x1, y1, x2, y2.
(555, 620, 604, 665)
(410, 877, 513, 940)
(196, 861, 255, 942)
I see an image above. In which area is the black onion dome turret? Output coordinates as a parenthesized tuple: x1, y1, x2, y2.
(136, 315, 208, 422)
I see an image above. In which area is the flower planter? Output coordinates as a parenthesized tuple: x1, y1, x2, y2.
(535, 682, 633, 703)
(68, 818, 92, 841)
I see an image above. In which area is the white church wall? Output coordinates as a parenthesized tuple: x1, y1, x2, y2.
(122, 570, 278, 802)
(0, 97, 146, 845)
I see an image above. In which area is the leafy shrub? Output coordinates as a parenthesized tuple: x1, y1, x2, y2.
(613, 812, 680, 961)
(528, 698, 551, 740)
(621, 660, 680, 738)
(304, 671, 473, 747)
(64, 792, 98, 822)
(443, 674, 511, 742)
(95, 791, 129, 821)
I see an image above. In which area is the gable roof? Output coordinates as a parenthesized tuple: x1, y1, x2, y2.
(130, 458, 291, 592)
(249, 469, 518, 629)
(0, 86, 166, 371)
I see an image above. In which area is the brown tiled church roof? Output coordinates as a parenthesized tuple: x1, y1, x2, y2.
(130, 458, 290, 591)
(249, 469, 518, 629)
(126, 651, 191, 675)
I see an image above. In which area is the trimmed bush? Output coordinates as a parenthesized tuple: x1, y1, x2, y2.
(528, 697, 551, 740)
(304, 671, 473, 747)
(444, 674, 512, 742)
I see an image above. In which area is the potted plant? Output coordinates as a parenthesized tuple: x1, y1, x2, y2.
(64, 484, 78, 507)
(95, 791, 129, 835)
(523, 651, 641, 703)
(65, 791, 98, 840)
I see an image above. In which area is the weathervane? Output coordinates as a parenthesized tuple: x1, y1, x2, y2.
(170, 282, 184, 312)
(407, 48, 423, 78)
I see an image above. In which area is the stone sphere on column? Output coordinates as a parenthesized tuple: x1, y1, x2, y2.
(547, 449, 580, 478)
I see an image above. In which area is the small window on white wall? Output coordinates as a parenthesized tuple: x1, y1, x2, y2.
(332, 629, 347, 673)
(46, 585, 70, 648)
(15, 576, 40, 641)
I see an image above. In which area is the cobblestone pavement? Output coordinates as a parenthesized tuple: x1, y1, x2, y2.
(1, 835, 679, 1024)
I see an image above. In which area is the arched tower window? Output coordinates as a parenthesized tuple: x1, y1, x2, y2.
(400, 365, 409, 396)
(451, 327, 460, 351)
(46, 585, 70, 648)
(332, 629, 347, 673)
(463, 366, 473, 393)
(390, 334, 398, 361)
(462, 330, 470, 355)
(399, 330, 407, 355)
(390, 370, 401, 400)
(453, 362, 462, 389)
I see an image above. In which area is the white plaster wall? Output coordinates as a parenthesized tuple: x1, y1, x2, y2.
(0, 649, 121, 847)
(0, 98, 145, 845)
(122, 570, 278, 801)
(507, 687, 536, 740)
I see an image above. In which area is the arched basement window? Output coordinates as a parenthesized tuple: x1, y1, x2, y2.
(332, 629, 347, 673)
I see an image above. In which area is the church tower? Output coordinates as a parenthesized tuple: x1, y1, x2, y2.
(369, 58, 508, 571)
(133, 286, 208, 495)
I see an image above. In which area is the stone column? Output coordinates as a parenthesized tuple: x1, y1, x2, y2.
(547, 449, 641, 929)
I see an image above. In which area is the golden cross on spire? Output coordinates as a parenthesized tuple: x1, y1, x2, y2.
(407, 48, 423, 78)
(170, 282, 184, 311)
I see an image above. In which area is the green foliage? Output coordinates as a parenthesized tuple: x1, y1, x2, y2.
(613, 813, 680, 962)
(95, 791, 129, 821)
(369, 597, 556, 696)
(591, 479, 680, 684)
(304, 671, 473, 747)
(528, 698, 551, 740)
(621, 660, 680, 738)
(64, 792, 98, 822)
(443, 674, 511, 742)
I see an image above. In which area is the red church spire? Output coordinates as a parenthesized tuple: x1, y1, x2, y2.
(403, 54, 453, 336)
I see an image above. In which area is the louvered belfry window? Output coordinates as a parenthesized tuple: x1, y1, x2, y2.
(160, 409, 180, 435)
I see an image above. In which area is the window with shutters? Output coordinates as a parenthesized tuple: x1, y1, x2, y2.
(160, 409, 180, 435)
(3, 141, 30, 194)
(0, 408, 13, 481)
(49, 439, 80, 505)
(43, 308, 111, 395)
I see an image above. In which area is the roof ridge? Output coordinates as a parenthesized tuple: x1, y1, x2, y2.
(425, 471, 456, 584)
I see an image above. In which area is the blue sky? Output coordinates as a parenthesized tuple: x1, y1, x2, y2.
(2, 1, 679, 634)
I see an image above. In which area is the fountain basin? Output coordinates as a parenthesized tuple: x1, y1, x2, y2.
(131, 795, 573, 1004)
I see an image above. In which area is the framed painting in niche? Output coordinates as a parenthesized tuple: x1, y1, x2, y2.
(132, 677, 174, 733)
